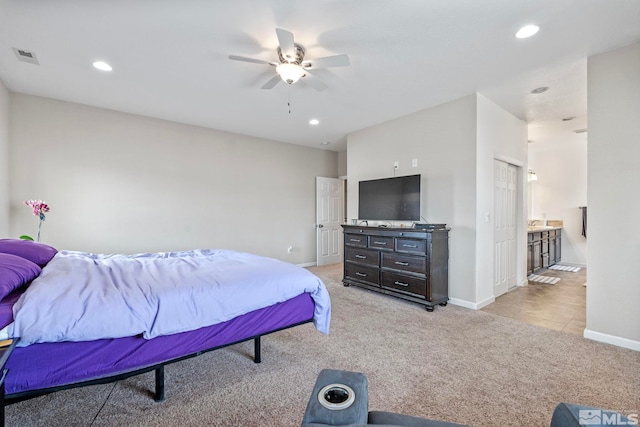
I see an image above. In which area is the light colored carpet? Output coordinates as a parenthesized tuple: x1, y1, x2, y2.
(6, 264, 639, 427)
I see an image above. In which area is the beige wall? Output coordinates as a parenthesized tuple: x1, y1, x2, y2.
(9, 94, 338, 264)
(346, 94, 527, 308)
(347, 95, 479, 304)
(476, 95, 528, 303)
(337, 150, 347, 177)
(0, 80, 9, 236)
(586, 42, 640, 349)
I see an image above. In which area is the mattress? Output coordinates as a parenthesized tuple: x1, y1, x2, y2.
(2, 290, 314, 396)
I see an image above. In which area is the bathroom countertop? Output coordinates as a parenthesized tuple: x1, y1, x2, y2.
(527, 225, 562, 232)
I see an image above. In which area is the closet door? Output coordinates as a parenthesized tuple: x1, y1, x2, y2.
(494, 160, 517, 296)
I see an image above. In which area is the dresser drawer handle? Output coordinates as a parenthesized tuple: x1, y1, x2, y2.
(402, 244, 419, 248)
(394, 261, 409, 266)
(349, 238, 362, 243)
(355, 255, 367, 259)
(394, 281, 409, 287)
(373, 241, 387, 245)
(356, 272, 367, 277)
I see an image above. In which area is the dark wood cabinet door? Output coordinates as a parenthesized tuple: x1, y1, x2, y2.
(527, 243, 534, 275)
(533, 241, 542, 271)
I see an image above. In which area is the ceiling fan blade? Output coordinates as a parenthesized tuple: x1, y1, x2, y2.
(275, 28, 296, 59)
(302, 71, 328, 92)
(228, 55, 276, 66)
(302, 54, 350, 70)
(261, 75, 282, 90)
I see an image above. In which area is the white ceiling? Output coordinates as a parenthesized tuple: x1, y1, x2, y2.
(1, 1, 639, 151)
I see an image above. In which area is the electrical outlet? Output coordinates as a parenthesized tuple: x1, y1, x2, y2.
(394, 161, 399, 169)
(287, 246, 293, 254)
(412, 158, 418, 167)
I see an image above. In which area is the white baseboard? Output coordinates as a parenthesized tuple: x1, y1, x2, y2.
(448, 296, 495, 310)
(298, 262, 317, 268)
(583, 329, 640, 352)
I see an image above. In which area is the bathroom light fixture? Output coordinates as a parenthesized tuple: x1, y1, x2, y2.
(276, 62, 305, 84)
(528, 170, 538, 182)
(516, 25, 540, 39)
(92, 61, 112, 71)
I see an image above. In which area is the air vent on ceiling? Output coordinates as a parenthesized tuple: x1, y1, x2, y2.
(573, 128, 588, 134)
(12, 47, 39, 65)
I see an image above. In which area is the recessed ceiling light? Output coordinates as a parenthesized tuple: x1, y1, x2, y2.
(530, 86, 549, 94)
(309, 119, 320, 125)
(92, 61, 112, 71)
(515, 25, 540, 39)
(320, 141, 330, 145)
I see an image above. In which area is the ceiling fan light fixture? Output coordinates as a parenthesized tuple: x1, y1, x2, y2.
(276, 62, 305, 84)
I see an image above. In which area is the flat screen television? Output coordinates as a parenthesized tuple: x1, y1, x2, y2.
(358, 174, 421, 221)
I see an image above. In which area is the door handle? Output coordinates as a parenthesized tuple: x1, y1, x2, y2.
(317, 224, 324, 228)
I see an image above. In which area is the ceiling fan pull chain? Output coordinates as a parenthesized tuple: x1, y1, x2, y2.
(288, 85, 292, 114)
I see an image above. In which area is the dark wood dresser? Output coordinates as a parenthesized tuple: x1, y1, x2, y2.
(341, 225, 449, 311)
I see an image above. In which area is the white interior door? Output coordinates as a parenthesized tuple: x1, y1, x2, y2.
(316, 177, 344, 266)
(494, 160, 517, 297)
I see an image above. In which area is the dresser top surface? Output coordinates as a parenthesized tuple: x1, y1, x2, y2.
(342, 224, 449, 237)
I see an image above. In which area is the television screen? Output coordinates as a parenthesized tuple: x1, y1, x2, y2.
(358, 174, 421, 221)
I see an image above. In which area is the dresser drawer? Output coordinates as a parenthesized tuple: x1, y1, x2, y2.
(345, 247, 379, 267)
(381, 252, 426, 275)
(381, 272, 426, 298)
(345, 233, 367, 248)
(369, 236, 394, 250)
(345, 263, 380, 286)
(395, 238, 426, 254)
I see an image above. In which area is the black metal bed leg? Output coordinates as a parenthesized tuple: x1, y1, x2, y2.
(1, 379, 6, 427)
(254, 337, 261, 364)
(154, 366, 165, 402)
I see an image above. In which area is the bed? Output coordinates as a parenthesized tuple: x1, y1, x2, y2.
(0, 238, 331, 418)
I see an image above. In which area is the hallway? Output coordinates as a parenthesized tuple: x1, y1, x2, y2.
(482, 266, 587, 336)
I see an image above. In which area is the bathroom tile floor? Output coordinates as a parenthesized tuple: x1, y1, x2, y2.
(481, 266, 587, 336)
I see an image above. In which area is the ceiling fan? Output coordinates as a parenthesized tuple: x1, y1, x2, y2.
(228, 28, 350, 92)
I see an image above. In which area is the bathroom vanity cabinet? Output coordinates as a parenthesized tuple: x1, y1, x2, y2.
(527, 228, 562, 275)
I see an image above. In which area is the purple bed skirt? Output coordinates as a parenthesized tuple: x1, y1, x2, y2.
(3, 292, 314, 396)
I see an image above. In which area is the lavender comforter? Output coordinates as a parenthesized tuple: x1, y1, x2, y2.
(5, 249, 331, 346)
